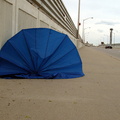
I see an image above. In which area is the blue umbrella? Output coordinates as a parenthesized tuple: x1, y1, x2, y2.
(0, 28, 84, 79)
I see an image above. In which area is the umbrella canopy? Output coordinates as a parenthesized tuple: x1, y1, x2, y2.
(0, 28, 84, 79)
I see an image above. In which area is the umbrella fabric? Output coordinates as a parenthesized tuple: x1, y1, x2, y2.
(0, 28, 84, 79)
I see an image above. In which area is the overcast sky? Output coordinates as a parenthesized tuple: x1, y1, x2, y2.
(62, 0, 120, 46)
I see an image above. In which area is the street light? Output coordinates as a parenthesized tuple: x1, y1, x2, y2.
(113, 32, 115, 45)
(84, 32, 89, 43)
(104, 34, 109, 44)
(84, 27, 91, 42)
(82, 17, 93, 42)
(84, 27, 91, 30)
(77, 0, 81, 39)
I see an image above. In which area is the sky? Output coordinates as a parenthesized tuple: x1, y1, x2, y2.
(62, 0, 120, 46)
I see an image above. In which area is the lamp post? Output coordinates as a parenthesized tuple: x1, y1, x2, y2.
(77, 0, 81, 39)
(84, 32, 89, 43)
(84, 27, 91, 43)
(82, 17, 93, 42)
(113, 32, 115, 45)
(84, 27, 91, 30)
(104, 34, 109, 44)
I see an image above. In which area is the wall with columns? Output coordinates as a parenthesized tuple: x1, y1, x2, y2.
(0, 0, 83, 49)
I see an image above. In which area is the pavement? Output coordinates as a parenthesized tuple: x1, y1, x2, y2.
(0, 46, 120, 120)
(94, 46, 120, 59)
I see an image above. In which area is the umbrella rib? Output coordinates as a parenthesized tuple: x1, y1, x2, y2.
(38, 35, 67, 70)
(23, 30, 36, 71)
(50, 35, 67, 57)
(42, 62, 81, 72)
(33, 29, 51, 71)
(44, 29, 51, 58)
(0, 56, 30, 72)
(7, 40, 33, 72)
(41, 46, 76, 71)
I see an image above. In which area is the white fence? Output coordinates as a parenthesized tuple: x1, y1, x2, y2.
(0, 0, 83, 49)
